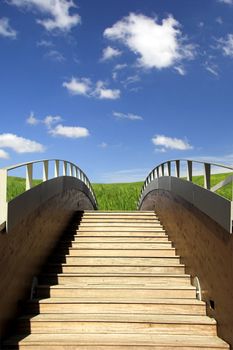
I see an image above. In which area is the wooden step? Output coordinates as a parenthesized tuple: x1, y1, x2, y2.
(78, 225, 163, 233)
(17, 314, 217, 336)
(61, 242, 173, 249)
(36, 285, 197, 299)
(71, 236, 169, 242)
(78, 223, 163, 228)
(49, 256, 182, 266)
(81, 218, 159, 222)
(45, 264, 186, 274)
(76, 231, 166, 236)
(26, 298, 206, 315)
(2, 210, 230, 350)
(59, 248, 177, 257)
(81, 219, 160, 223)
(39, 274, 191, 286)
(4, 333, 229, 349)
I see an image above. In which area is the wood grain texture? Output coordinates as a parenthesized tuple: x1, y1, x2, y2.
(141, 190, 233, 348)
(2, 211, 229, 349)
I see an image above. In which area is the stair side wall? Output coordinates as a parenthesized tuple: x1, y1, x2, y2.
(0, 177, 95, 341)
(140, 189, 233, 349)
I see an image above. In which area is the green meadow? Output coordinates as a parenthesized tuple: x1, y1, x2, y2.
(6, 173, 232, 210)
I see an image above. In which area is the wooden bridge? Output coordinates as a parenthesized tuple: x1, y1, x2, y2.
(0, 159, 232, 349)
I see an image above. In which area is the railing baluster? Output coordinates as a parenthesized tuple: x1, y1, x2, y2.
(43, 160, 49, 182)
(63, 161, 67, 176)
(175, 160, 180, 178)
(161, 164, 165, 177)
(204, 163, 211, 190)
(74, 167, 78, 178)
(167, 161, 171, 177)
(68, 163, 72, 176)
(187, 160, 192, 182)
(26, 164, 33, 190)
(54, 160, 59, 177)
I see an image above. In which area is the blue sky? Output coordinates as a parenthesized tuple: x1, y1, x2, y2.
(0, 0, 233, 182)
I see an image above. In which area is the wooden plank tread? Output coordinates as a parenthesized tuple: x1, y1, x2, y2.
(19, 313, 216, 325)
(5, 334, 229, 348)
(29, 298, 204, 305)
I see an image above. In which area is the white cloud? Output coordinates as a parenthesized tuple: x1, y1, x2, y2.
(0, 133, 45, 153)
(99, 142, 108, 148)
(37, 39, 53, 47)
(95, 81, 120, 100)
(205, 62, 219, 77)
(49, 124, 90, 138)
(101, 46, 122, 61)
(104, 13, 195, 70)
(174, 66, 186, 76)
(63, 77, 92, 96)
(44, 115, 62, 127)
(9, 0, 81, 32)
(216, 17, 223, 24)
(0, 18, 17, 39)
(63, 77, 121, 100)
(122, 74, 141, 87)
(26, 112, 39, 125)
(113, 111, 143, 121)
(217, 34, 233, 58)
(112, 71, 118, 80)
(26, 113, 62, 127)
(152, 134, 193, 151)
(114, 63, 128, 70)
(45, 50, 65, 62)
(155, 147, 167, 153)
(218, 0, 233, 4)
(0, 149, 9, 159)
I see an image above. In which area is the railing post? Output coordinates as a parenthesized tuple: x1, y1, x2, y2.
(63, 161, 67, 176)
(161, 164, 165, 177)
(67, 163, 72, 176)
(80, 171, 83, 181)
(43, 160, 49, 182)
(0, 169, 7, 228)
(175, 160, 180, 178)
(26, 164, 33, 190)
(54, 160, 59, 177)
(75, 167, 78, 179)
(156, 167, 159, 178)
(204, 163, 211, 190)
(167, 162, 171, 177)
(187, 161, 192, 182)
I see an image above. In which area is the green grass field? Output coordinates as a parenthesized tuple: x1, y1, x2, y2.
(6, 172, 233, 210)
(92, 182, 142, 211)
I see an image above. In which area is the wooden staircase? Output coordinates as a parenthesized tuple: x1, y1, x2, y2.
(4, 211, 229, 349)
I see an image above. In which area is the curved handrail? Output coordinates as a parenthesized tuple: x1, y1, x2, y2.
(0, 159, 97, 229)
(138, 158, 233, 208)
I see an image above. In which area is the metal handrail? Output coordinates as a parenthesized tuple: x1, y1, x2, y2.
(0, 159, 97, 227)
(138, 159, 233, 208)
